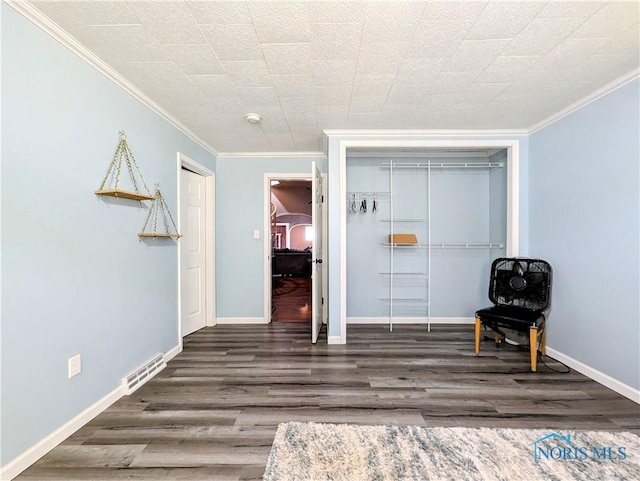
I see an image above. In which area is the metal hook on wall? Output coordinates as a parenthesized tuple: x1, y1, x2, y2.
(360, 194, 367, 213)
(350, 193, 358, 213)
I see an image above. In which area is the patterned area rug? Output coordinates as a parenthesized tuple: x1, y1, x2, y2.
(263, 422, 640, 481)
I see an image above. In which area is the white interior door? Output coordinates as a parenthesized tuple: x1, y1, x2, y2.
(311, 161, 324, 343)
(180, 168, 207, 336)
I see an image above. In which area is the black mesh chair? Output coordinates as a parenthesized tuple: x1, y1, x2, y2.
(475, 257, 552, 371)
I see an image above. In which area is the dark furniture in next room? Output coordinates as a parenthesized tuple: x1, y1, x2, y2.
(272, 249, 311, 277)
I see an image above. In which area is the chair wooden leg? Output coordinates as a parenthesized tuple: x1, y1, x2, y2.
(474, 317, 481, 355)
(540, 326, 546, 356)
(529, 327, 538, 372)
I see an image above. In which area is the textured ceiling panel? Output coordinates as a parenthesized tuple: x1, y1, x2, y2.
(442, 39, 512, 72)
(272, 74, 315, 98)
(262, 43, 313, 75)
(248, 1, 310, 44)
(161, 43, 224, 75)
(27, 0, 640, 153)
(407, 20, 473, 59)
(466, 2, 544, 40)
(360, 2, 425, 42)
(124, 1, 205, 45)
(185, 0, 251, 24)
(32, 0, 139, 27)
(310, 22, 362, 60)
(200, 24, 262, 61)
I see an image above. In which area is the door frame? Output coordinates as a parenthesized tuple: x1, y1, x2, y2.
(177, 152, 216, 347)
(321, 173, 328, 326)
(263, 172, 312, 323)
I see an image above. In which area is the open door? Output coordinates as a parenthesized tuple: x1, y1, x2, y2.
(311, 161, 324, 343)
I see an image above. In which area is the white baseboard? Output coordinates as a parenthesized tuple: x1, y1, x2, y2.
(0, 385, 123, 481)
(165, 343, 182, 362)
(216, 317, 267, 325)
(347, 317, 475, 324)
(327, 335, 344, 344)
(546, 347, 640, 404)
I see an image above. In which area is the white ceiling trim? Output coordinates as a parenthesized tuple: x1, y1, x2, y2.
(323, 129, 529, 137)
(6, 0, 219, 157)
(529, 68, 640, 134)
(217, 151, 325, 158)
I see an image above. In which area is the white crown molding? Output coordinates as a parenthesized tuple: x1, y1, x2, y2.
(5, 0, 218, 158)
(323, 129, 529, 137)
(216, 151, 326, 158)
(529, 69, 640, 134)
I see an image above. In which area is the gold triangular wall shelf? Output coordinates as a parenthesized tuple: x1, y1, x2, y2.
(94, 189, 155, 201)
(138, 184, 182, 239)
(96, 131, 153, 201)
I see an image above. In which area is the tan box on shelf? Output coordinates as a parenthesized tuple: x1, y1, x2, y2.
(388, 233, 418, 244)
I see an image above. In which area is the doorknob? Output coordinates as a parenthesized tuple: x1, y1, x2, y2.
(307, 258, 323, 264)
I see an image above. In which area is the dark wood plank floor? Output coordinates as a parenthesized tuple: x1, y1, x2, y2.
(16, 324, 640, 480)
(271, 277, 310, 322)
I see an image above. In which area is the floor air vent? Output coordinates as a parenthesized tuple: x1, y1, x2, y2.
(123, 353, 166, 395)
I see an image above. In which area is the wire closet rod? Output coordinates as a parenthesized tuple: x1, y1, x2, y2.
(432, 242, 505, 248)
(347, 190, 390, 194)
(382, 161, 503, 169)
(382, 242, 504, 248)
(378, 218, 428, 222)
(379, 272, 427, 277)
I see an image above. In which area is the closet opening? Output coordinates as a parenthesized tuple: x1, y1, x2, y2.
(268, 177, 313, 323)
(338, 140, 520, 344)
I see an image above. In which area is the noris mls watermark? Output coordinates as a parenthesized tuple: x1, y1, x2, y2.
(530, 432, 628, 463)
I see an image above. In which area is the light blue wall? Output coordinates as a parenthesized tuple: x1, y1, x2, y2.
(346, 157, 418, 318)
(429, 166, 498, 316)
(1, 5, 215, 466)
(215, 155, 325, 319)
(327, 133, 529, 339)
(530, 79, 639, 390)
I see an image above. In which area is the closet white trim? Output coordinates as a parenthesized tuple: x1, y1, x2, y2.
(338, 139, 520, 345)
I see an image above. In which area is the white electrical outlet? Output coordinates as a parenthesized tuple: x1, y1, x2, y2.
(253, 229, 260, 239)
(68, 354, 81, 379)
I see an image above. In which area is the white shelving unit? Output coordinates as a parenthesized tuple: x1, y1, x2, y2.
(381, 160, 505, 332)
